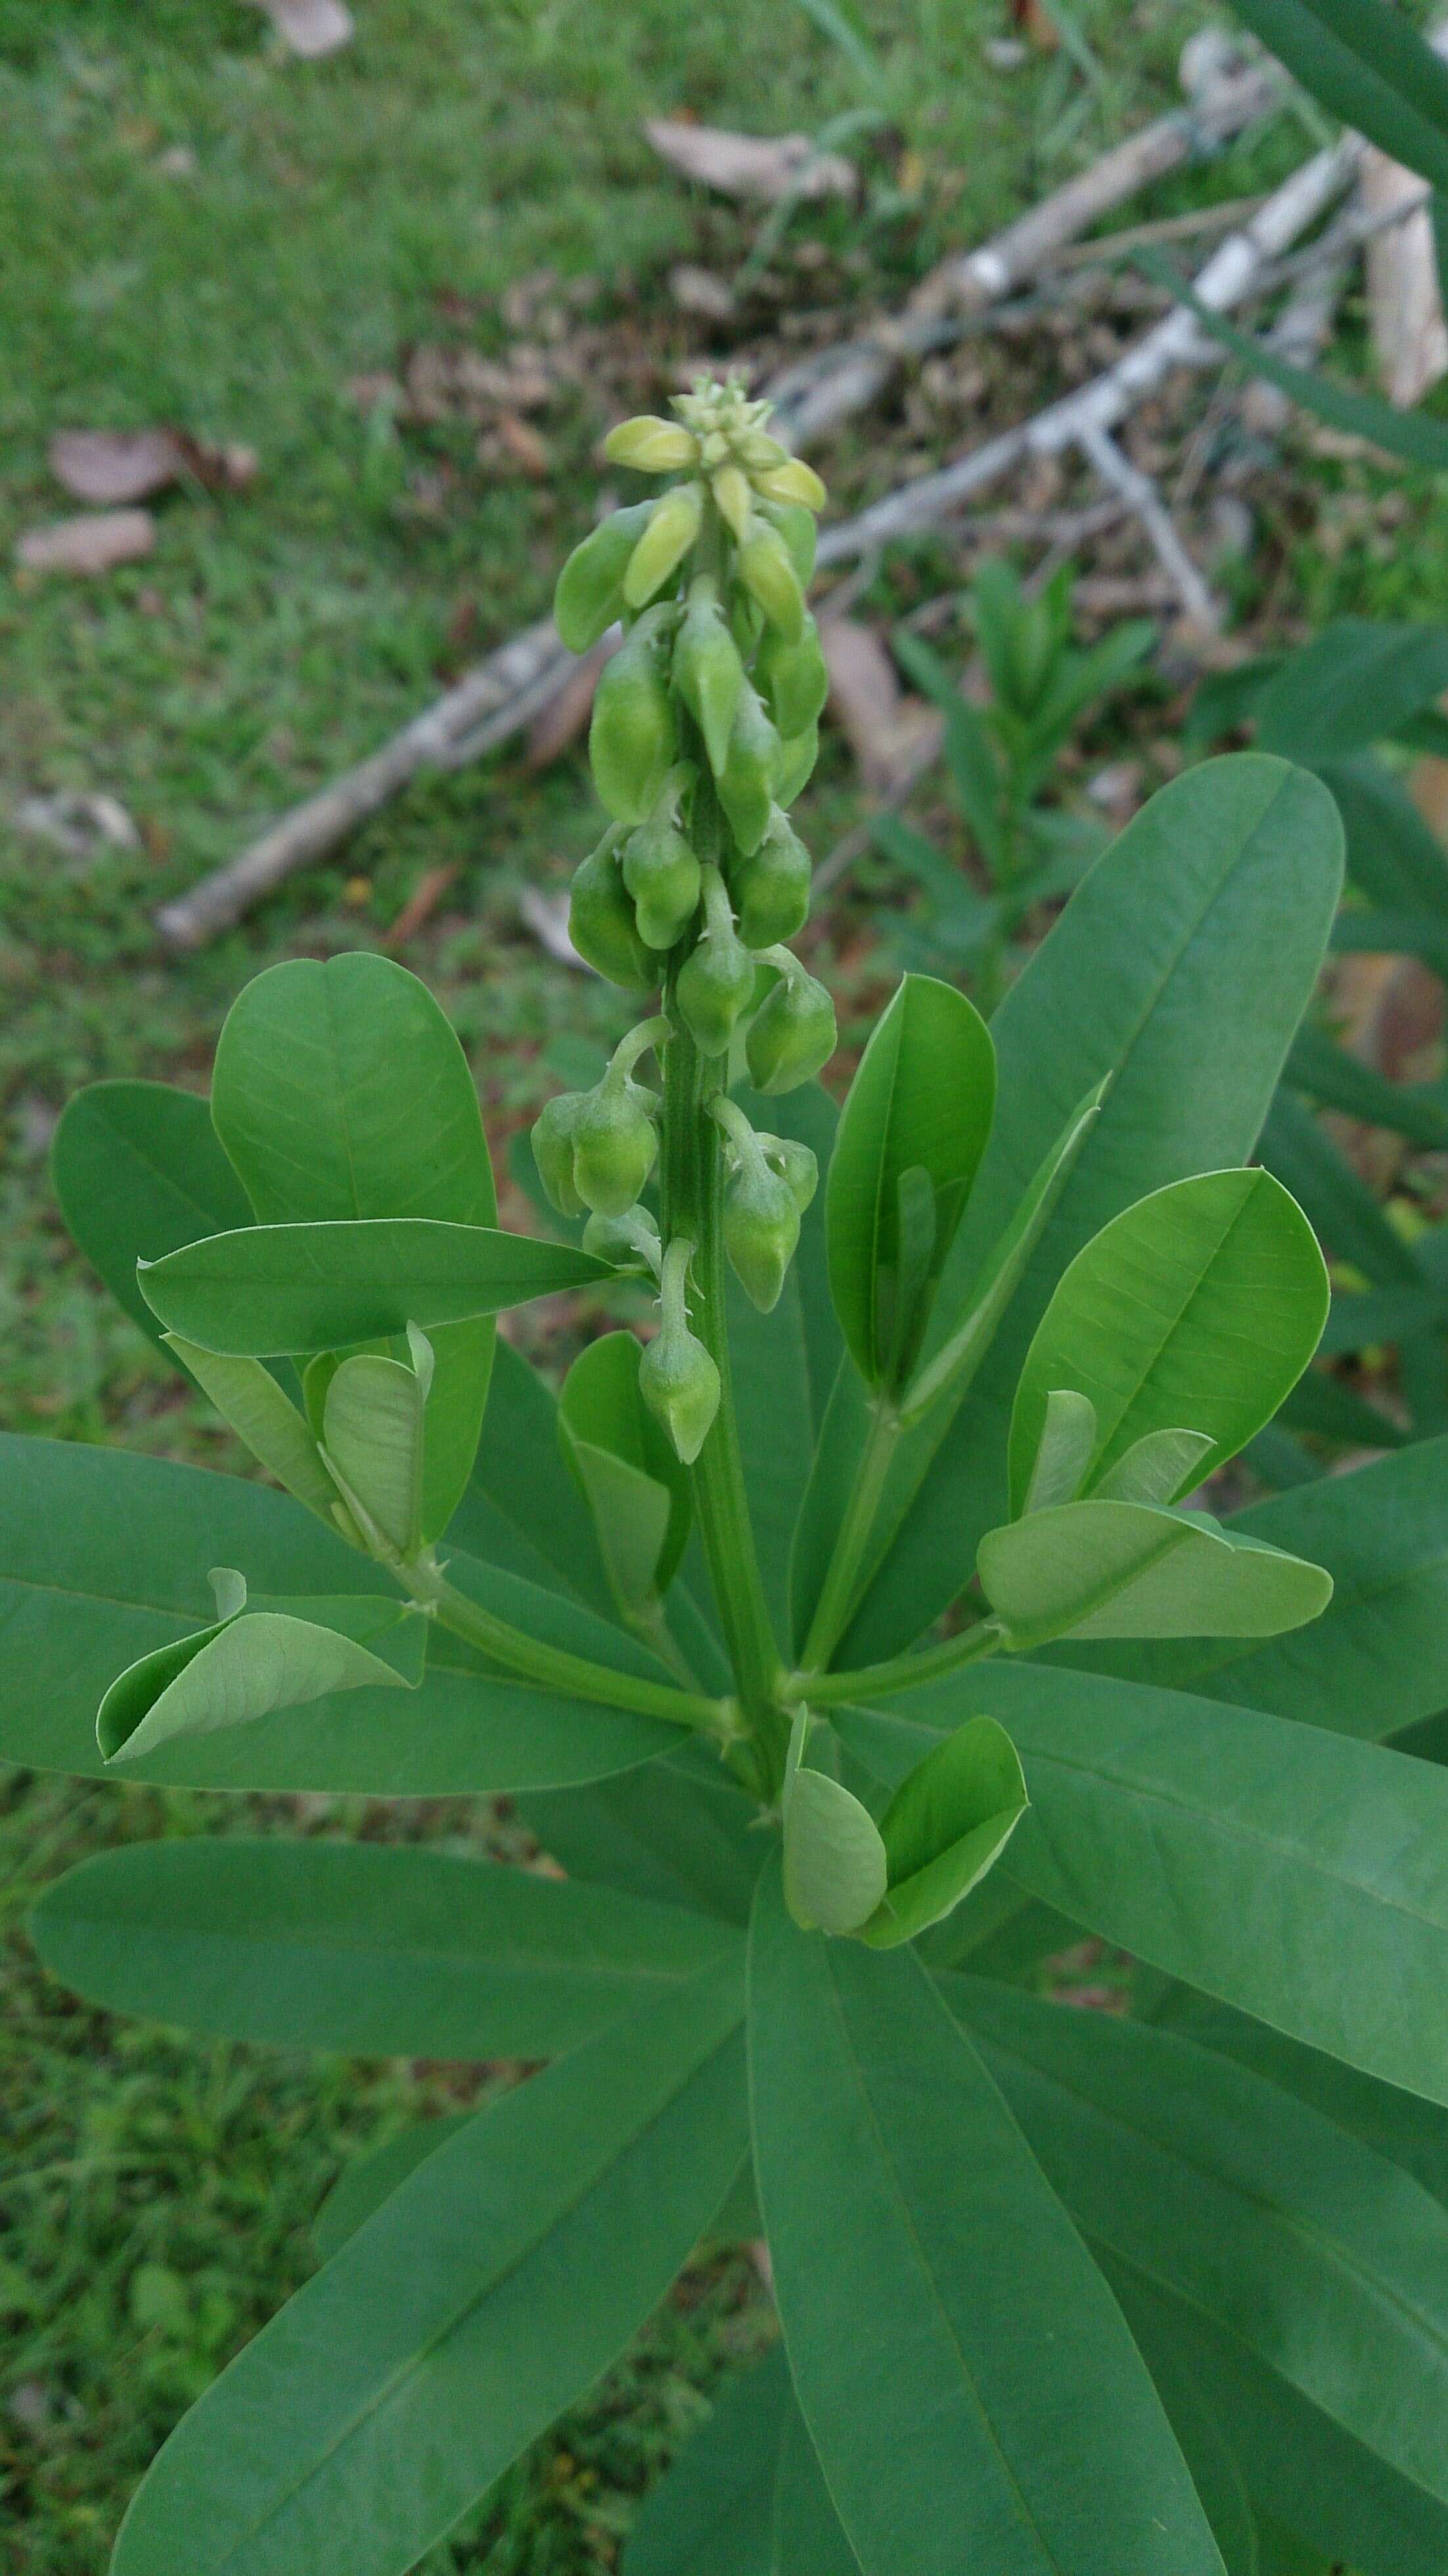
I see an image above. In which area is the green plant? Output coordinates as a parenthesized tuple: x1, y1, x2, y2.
(16, 393, 1448, 2576)
(874, 559, 1152, 1004)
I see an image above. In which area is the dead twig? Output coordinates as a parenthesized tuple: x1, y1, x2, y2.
(1075, 419, 1221, 626)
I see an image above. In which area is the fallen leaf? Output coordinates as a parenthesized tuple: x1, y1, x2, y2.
(11, 791, 140, 858)
(16, 511, 156, 576)
(401, 344, 553, 425)
(518, 886, 588, 971)
(644, 119, 858, 205)
(669, 264, 738, 321)
(250, 0, 355, 58)
(819, 616, 943, 794)
(493, 411, 551, 477)
(49, 427, 257, 504)
(384, 863, 459, 950)
(1361, 147, 1448, 409)
(526, 633, 621, 770)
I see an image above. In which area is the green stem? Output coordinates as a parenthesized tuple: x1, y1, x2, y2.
(795, 1615, 1005, 1709)
(660, 997, 786, 1791)
(407, 1561, 725, 1735)
(799, 1394, 901, 1674)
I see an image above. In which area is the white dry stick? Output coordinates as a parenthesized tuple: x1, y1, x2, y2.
(1075, 419, 1221, 626)
(813, 139, 1359, 567)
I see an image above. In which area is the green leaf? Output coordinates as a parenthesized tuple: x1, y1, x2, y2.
(839, 1663, 1448, 2104)
(825, 975, 996, 1386)
(1114, 2270, 1448, 2576)
(559, 1331, 690, 1610)
(1319, 753, 1448, 914)
(1141, 250, 1448, 470)
(32, 1837, 737, 2059)
(1094, 1427, 1214, 1506)
(0, 1435, 682, 1793)
(111, 1960, 747, 2576)
(949, 1976, 1448, 2505)
(1060, 1436, 1448, 1741)
(1259, 1087, 1422, 1289)
(1108, 2311, 1259, 2576)
(978, 1500, 1332, 1649)
(322, 1345, 427, 1555)
(445, 1338, 618, 1617)
(863, 1714, 1028, 1948)
(139, 1216, 610, 1355)
(1223, 0, 1448, 198)
(314, 2114, 480, 2264)
(98, 1592, 422, 1763)
(842, 756, 1344, 1663)
(164, 1336, 346, 1528)
(51, 1079, 254, 1354)
(1250, 621, 1448, 767)
(211, 952, 499, 1544)
(518, 1744, 764, 1926)
(627, 2344, 860, 2576)
(747, 1864, 1225, 2576)
(782, 1713, 888, 1936)
(1021, 1387, 1097, 1512)
(1286, 1024, 1448, 1155)
(1007, 1170, 1328, 1517)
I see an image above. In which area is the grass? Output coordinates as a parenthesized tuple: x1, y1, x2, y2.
(1, 0, 1440, 2565)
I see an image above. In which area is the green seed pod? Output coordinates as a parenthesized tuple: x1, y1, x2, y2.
(568, 833, 654, 987)
(639, 1315, 721, 1465)
(588, 619, 677, 824)
(717, 681, 781, 856)
(760, 1133, 819, 1214)
(712, 463, 754, 544)
(752, 455, 828, 513)
(582, 1203, 662, 1272)
(746, 966, 837, 1094)
(676, 923, 757, 1056)
(773, 719, 819, 810)
(729, 805, 811, 948)
(622, 480, 706, 609)
(759, 498, 817, 586)
(738, 521, 805, 644)
(673, 587, 744, 777)
(622, 804, 702, 951)
(604, 416, 700, 472)
(531, 1090, 587, 1218)
(756, 614, 829, 739)
(723, 1156, 801, 1312)
(570, 1076, 660, 1218)
(553, 502, 654, 653)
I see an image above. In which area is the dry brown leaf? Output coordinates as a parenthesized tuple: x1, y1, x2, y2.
(669, 264, 738, 321)
(644, 118, 857, 205)
(16, 511, 156, 576)
(819, 616, 943, 795)
(1361, 150, 1448, 409)
(48, 427, 256, 505)
(493, 412, 551, 478)
(383, 863, 459, 951)
(526, 633, 621, 770)
(401, 344, 553, 426)
(250, 0, 355, 58)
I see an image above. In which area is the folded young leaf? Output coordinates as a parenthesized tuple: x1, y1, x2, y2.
(322, 1347, 428, 1556)
(1021, 1385, 1097, 1513)
(164, 1336, 350, 1531)
(558, 1330, 691, 1611)
(30, 1835, 738, 2061)
(99, 1592, 424, 1764)
(1007, 1168, 1328, 1517)
(863, 1713, 1027, 1948)
(139, 1217, 612, 1354)
(748, 1865, 1225, 2576)
(1093, 1426, 1213, 1508)
(980, 1498, 1332, 1647)
(825, 975, 995, 1389)
(109, 1960, 747, 2576)
(782, 1713, 888, 1935)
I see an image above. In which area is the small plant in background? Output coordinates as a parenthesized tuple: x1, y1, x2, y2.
(14, 399, 1448, 2575)
(874, 556, 1153, 1003)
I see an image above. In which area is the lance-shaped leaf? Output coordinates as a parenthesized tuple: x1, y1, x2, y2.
(314, 2114, 480, 2263)
(445, 1338, 618, 1617)
(139, 1216, 611, 1354)
(97, 1581, 424, 1764)
(825, 975, 995, 1387)
(747, 1865, 1226, 2576)
(1251, 619, 1448, 767)
(165, 1336, 350, 1530)
(978, 1500, 1332, 1649)
(51, 1078, 254, 1352)
(782, 1712, 888, 1937)
(0, 1435, 683, 1794)
(210, 952, 499, 1542)
(518, 1743, 764, 1926)
(947, 1976, 1448, 2507)
(1222, 0, 1448, 198)
(31, 1837, 737, 2060)
(558, 1331, 690, 1615)
(1056, 1435, 1448, 1743)
(1007, 1169, 1328, 1518)
(628, 2344, 860, 2576)
(838, 1663, 1448, 2105)
(840, 756, 1343, 1664)
(862, 1713, 1027, 1948)
(110, 1960, 747, 2576)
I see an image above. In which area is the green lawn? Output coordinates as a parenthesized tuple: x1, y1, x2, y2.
(0, 1, 1436, 2564)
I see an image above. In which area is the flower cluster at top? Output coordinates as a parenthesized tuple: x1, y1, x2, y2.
(532, 379, 834, 1465)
